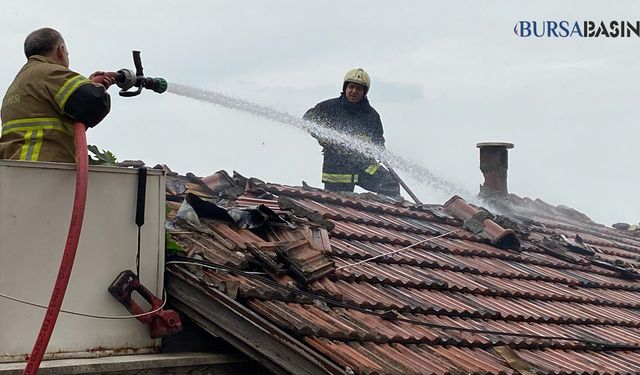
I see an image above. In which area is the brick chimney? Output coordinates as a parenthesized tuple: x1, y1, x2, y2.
(476, 142, 514, 199)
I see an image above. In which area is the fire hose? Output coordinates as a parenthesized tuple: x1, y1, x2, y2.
(23, 122, 89, 375)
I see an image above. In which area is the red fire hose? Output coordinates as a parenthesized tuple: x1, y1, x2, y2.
(23, 122, 89, 375)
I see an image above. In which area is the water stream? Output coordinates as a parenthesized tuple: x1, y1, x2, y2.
(167, 83, 473, 200)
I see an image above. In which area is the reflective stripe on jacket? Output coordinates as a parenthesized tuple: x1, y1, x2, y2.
(364, 163, 380, 175)
(1, 117, 73, 161)
(321, 172, 359, 184)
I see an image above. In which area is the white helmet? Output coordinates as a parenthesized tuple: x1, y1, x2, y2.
(343, 68, 371, 92)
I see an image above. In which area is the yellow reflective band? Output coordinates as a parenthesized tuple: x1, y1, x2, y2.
(19, 130, 34, 160)
(322, 173, 358, 184)
(2, 118, 71, 136)
(30, 128, 45, 160)
(364, 164, 380, 175)
(55, 75, 85, 107)
(59, 77, 92, 109)
(18, 128, 45, 161)
(54, 75, 91, 109)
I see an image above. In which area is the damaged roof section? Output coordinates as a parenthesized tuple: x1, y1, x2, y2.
(165, 170, 640, 375)
(167, 174, 335, 287)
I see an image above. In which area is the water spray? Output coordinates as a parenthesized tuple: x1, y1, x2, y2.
(166, 83, 474, 200)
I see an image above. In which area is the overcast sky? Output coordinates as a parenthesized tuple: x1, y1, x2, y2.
(2, 1, 640, 226)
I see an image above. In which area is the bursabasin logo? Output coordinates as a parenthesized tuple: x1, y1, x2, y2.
(514, 21, 640, 37)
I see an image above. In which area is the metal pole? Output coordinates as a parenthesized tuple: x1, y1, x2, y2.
(386, 166, 422, 205)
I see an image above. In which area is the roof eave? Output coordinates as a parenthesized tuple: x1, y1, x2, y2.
(166, 271, 346, 375)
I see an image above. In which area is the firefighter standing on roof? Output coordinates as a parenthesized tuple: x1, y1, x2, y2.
(0, 27, 114, 163)
(304, 68, 400, 196)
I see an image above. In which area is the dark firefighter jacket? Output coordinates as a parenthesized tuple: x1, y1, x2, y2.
(0, 55, 111, 163)
(303, 94, 384, 184)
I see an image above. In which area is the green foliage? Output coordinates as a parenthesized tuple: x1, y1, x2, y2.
(165, 233, 185, 256)
(88, 145, 117, 165)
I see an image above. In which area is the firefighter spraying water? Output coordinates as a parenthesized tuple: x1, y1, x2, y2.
(0, 28, 171, 375)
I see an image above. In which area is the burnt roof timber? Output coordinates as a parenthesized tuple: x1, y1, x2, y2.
(166, 273, 346, 375)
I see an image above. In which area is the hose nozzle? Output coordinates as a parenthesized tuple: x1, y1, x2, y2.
(116, 51, 167, 97)
(143, 77, 167, 94)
